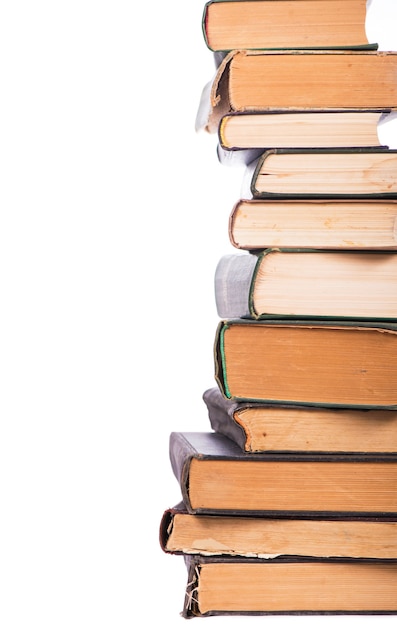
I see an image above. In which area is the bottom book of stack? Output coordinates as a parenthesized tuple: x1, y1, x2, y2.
(180, 554, 397, 617)
(160, 431, 397, 618)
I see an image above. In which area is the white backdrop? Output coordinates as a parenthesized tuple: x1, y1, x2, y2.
(1, 1, 397, 624)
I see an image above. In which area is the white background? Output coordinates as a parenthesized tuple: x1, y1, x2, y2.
(1, 1, 397, 624)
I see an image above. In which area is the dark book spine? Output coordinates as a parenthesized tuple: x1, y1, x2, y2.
(203, 387, 247, 451)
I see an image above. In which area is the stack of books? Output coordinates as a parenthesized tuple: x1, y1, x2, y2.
(160, 0, 397, 618)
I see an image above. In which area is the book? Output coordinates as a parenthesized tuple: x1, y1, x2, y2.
(160, 501, 397, 559)
(202, 386, 397, 454)
(196, 50, 397, 134)
(241, 148, 397, 199)
(228, 198, 397, 251)
(217, 110, 392, 155)
(214, 249, 397, 321)
(169, 431, 397, 516)
(214, 319, 397, 408)
(182, 554, 397, 617)
(201, 0, 376, 52)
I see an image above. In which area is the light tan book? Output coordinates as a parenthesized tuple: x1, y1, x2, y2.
(241, 148, 397, 198)
(214, 249, 397, 320)
(161, 501, 397, 559)
(217, 110, 391, 152)
(228, 198, 397, 250)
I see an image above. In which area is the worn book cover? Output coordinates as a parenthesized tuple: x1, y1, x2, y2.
(202, 386, 397, 454)
(196, 50, 397, 134)
(182, 554, 397, 617)
(169, 431, 397, 516)
(160, 500, 397, 559)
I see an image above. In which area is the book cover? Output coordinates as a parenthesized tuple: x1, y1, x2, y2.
(169, 431, 397, 516)
(214, 249, 397, 321)
(214, 319, 397, 408)
(216, 110, 391, 156)
(196, 50, 397, 134)
(202, 386, 397, 454)
(228, 198, 397, 250)
(160, 500, 397, 559)
(242, 148, 397, 199)
(201, 0, 376, 52)
(182, 554, 397, 617)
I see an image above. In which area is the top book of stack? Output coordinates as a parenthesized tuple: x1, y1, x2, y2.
(202, 0, 377, 52)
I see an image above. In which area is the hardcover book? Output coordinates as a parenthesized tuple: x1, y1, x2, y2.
(228, 198, 397, 250)
(241, 148, 397, 199)
(217, 110, 392, 155)
(214, 319, 397, 408)
(196, 50, 397, 134)
(160, 501, 397, 559)
(214, 249, 397, 320)
(169, 431, 397, 516)
(182, 554, 397, 617)
(202, 386, 397, 454)
(202, 0, 375, 52)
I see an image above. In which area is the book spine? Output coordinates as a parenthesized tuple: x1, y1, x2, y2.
(215, 253, 257, 318)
